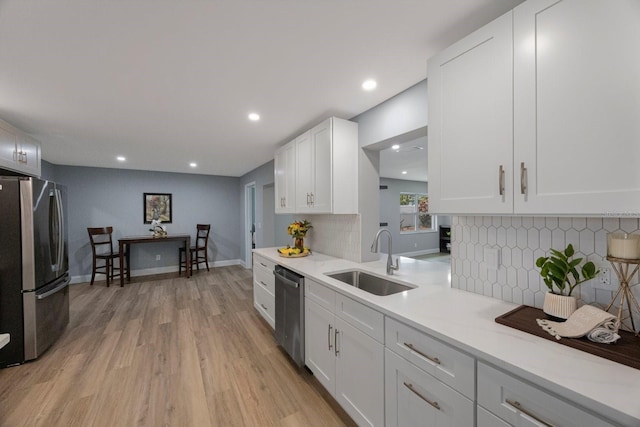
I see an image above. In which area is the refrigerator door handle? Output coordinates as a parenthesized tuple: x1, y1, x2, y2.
(36, 276, 70, 300)
(55, 188, 64, 271)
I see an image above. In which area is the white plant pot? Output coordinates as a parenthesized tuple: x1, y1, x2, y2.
(542, 292, 577, 320)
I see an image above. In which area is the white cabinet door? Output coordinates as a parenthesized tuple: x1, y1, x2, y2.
(16, 133, 41, 177)
(335, 317, 384, 427)
(304, 298, 335, 393)
(427, 11, 513, 214)
(0, 121, 18, 171)
(309, 119, 332, 213)
(295, 130, 314, 212)
(514, 0, 640, 215)
(274, 140, 296, 213)
(385, 349, 474, 427)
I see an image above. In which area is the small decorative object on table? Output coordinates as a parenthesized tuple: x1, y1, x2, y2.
(606, 233, 640, 334)
(536, 243, 599, 320)
(287, 219, 312, 251)
(149, 219, 167, 237)
(278, 219, 312, 257)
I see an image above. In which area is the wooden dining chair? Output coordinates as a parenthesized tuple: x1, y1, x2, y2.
(179, 224, 211, 274)
(87, 227, 127, 286)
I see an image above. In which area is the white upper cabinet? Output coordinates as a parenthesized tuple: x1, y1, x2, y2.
(513, 0, 640, 215)
(427, 11, 514, 214)
(428, 0, 640, 216)
(0, 119, 41, 177)
(274, 139, 296, 214)
(278, 117, 358, 214)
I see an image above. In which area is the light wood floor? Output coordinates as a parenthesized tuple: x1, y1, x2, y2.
(0, 266, 356, 427)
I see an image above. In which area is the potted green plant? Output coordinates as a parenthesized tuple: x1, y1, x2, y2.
(535, 243, 599, 320)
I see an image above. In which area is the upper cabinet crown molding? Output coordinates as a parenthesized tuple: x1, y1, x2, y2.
(428, 0, 640, 216)
(0, 118, 41, 177)
(276, 117, 358, 215)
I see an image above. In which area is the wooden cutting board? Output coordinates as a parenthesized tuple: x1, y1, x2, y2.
(495, 305, 640, 370)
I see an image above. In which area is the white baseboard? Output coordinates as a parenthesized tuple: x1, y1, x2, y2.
(70, 259, 243, 284)
(396, 248, 441, 258)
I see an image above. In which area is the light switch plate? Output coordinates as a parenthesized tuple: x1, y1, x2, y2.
(484, 247, 501, 270)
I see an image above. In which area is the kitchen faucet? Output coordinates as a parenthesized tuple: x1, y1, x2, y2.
(371, 229, 399, 275)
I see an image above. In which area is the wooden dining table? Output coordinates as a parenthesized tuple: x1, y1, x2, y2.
(118, 234, 191, 286)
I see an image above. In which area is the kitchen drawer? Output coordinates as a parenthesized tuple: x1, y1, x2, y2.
(254, 283, 275, 329)
(335, 293, 384, 343)
(478, 362, 617, 427)
(385, 317, 475, 399)
(253, 267, 275, 295)
(253, 254, 275, 276)
(305, 278, 335, 312)
(385, 348, 473, 427)
(477, 406, 510, 427)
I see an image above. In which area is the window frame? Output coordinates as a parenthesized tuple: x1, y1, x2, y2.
(399, 192, 436, 234)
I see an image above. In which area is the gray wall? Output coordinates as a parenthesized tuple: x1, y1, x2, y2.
(239, 160, 293, 264)
(351, 79, 429, 260)
(379, 178, 440, 255)
(51, 164, 241, 282)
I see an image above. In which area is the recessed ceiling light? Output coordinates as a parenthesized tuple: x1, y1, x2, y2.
(189, 162, 197, 168)
(391, 144, 400, 150)
(116, 156, 126, 162)
(402, 171, 408, 175)
(362, 79, 377, 91)
(248, 112, 260, 121)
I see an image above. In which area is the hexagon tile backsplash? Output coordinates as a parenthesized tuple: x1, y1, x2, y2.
(450, 216, 640, 310)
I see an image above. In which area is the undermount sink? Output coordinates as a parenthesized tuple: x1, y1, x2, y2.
(326, 270, 414, 296)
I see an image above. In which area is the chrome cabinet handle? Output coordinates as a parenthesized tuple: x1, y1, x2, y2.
(403, 382, 440, 411)
(259, 281, 268, 287)
(506, 399, 554, 427)
(499, 165, 505, 196)
(310, 192, 314, 206)
(520, 162, 527, 195)
(259, 262, 267, 268)
(403, 342, 441, 365)
(260, 303, 268, 311)
(328, 324, 333, 350)
(334, 329, 340, 356)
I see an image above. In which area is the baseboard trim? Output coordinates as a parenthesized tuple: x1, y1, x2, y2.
(71, 259, 243, 284)
(396, 248, 441, 258)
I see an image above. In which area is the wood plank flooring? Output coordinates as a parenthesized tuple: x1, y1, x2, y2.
(0, 266, 356, 427)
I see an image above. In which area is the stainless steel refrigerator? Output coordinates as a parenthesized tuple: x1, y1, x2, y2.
(0, 176, 70, 368)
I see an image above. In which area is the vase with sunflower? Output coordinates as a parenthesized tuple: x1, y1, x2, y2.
(288, 219, 312, 251)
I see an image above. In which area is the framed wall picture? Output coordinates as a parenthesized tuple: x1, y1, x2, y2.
(144, 193, 172, 224)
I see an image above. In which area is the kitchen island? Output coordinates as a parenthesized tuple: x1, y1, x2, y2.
(254, 247, 640, 427)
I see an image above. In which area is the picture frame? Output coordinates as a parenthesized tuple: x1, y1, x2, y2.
(144, 193, 172, 224)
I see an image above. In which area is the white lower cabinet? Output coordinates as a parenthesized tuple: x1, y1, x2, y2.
(385, 349, 474, 427)
(252, 254, 275, 328)
(478, 362, 618, 427)
(384, 318, 475, 427)
(304, 278, 384, 427)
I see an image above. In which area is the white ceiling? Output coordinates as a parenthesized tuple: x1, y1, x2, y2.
(0, 0, 524, 177)
(379, 135, 428, 182)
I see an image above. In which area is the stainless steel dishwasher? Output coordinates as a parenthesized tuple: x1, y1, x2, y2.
(274, 265, 305, 367)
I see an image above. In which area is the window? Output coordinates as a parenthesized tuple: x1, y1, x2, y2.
(400, 193, 435, 233)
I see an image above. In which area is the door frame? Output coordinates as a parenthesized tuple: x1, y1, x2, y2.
(244, 181, 256, 269)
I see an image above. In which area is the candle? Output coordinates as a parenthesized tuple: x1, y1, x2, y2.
(607, 233, 640, 260)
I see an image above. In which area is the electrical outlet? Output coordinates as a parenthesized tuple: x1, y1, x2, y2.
(593, 265, 613, 290)
(155, 254, 161, 261)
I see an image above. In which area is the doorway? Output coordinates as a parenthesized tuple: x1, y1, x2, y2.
(244, 182, 256, 268)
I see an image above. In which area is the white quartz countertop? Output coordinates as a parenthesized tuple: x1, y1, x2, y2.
(255, 247, 640, 426)
(0, 334, 9, 350)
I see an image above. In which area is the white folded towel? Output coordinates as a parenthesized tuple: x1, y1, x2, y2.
(537, 305, 620, 344)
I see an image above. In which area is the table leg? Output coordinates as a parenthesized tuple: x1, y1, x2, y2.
(126, 243, 131, 282)
(186, 237, 191, 278)
(119, 241, 125, 287)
